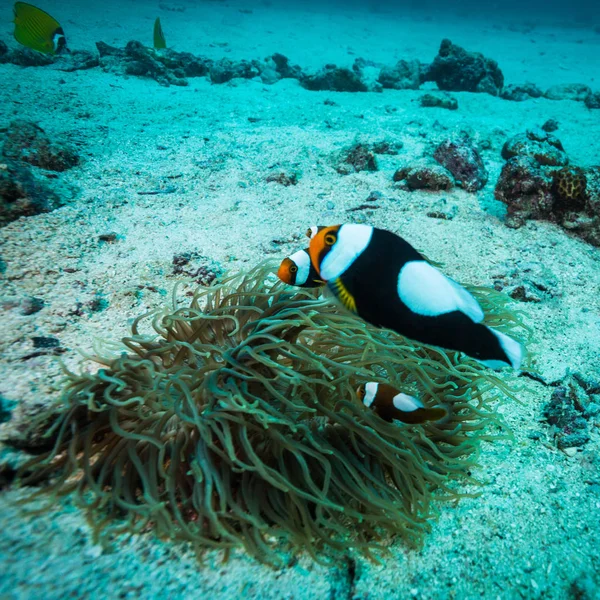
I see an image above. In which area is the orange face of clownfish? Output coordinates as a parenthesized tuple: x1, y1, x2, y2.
(307, 225, 342, 279)
(356, 382, 447, 425)
(277, 248, 324, 288)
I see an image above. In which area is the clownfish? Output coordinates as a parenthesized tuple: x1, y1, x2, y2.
(13, 2, 67, 55)
(357, 382, 447, 424)
(277, 248, 324, 288)
(308, 224, 524, 371)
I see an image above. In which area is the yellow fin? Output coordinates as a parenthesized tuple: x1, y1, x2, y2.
(329, 278, 357, 314)
(13, 2, 64, 55)
(154, 17, 166, 50)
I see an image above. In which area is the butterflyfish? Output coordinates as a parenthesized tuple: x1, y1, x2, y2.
(154, 17, 166, 50)
(13, 2, 67, 55)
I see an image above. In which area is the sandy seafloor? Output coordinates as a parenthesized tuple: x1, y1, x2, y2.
(1, 0, 600, 598)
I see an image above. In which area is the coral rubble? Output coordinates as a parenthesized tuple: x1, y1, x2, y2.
(501, 129, 568, 167)
(2, 120, 79, 172)
(300, 65, 367, 92)
(419, 93, 458, 110)
(495, 131, 600, 245)
(424, 39, 504, 96)
(393, 162, 455, 191)
(433, 136, 488, 192)
(0, 159, 62, 226)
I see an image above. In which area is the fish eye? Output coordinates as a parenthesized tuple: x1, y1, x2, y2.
(324, 233, 337, 246)
(290, 265, 298, 273)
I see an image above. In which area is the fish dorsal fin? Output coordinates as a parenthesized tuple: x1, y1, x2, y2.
(329, 277, 357, 313)
(154, 17, 166, 49)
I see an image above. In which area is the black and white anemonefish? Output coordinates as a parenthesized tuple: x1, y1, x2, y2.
(308, 224, 524, 370)
(277, 248, 324, 288)
(357, 382, 447, 424)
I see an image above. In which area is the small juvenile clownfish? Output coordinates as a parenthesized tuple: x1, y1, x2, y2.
(357, 382, 447, 424)
(277, 248, 324, 288)
(308, 224, 524, 371)
(13, 2, 67, 55)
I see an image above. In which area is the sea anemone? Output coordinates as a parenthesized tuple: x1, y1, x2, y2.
(19, 263, 527, 565)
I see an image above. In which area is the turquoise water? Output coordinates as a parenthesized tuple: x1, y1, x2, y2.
(0, 1, 599, 598)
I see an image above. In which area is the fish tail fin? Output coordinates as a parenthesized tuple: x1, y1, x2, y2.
(477, 327, 524, 371)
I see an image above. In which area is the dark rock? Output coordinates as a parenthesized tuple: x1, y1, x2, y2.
(351, 58, 383, 92)
(0, 159, 63, 226)
(98, 232, 119, 243)
(371, 140, 403, 155)
(544, 83, 591, 101)
(124, 40, 188, 86)
(0, 396, 16, 424)
(336, 143, 378, 174)
(209, 58, 261, 84)
(97, 40, 213, 86)
(542, 119, 559, 133)
(365, 190, 383, 202)
(393, 162, 454, 191)
(53, 50, 100, 72)
(266, 171, 299, 186)
(424, 39, 504, 96)
(419, 92, 458, 110)
(96, 41, 123, 58)
(271, 53, 303, 79)
(495, 153, 600, 244)
(433, 135, 487, 192)
(494, 156, 554, 227)
(171, 252, 222, 285)
(543, 375, 596, 449)
(0, 41, 8, 57)
(378, 59, 424, 90)
(501, 129, 568, 167)
(1, 398, 63, 452)
(20, 296, 45, 315)
(584, 92, 600, 109)
(500, 83, 543, 102)
(31, 336, 60, 349)
(0, 47, 54, 67)
(491, 260, 559, 303)
(301, 65, 367, 92)
(426, 198, 458, 219)
(2, 120, 79, 172)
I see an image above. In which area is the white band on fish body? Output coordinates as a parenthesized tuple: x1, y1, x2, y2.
(392, 392, 423, 413)
(397, 260, 484, 322)
(320, 224, 373, 281)
(289, 249, 311, 286)
(362, 382, 378, 408)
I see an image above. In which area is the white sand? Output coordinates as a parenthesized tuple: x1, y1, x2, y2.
(1, 1, 599, 598)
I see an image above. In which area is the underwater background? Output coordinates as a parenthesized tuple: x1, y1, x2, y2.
(0, 0, 599, 598)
